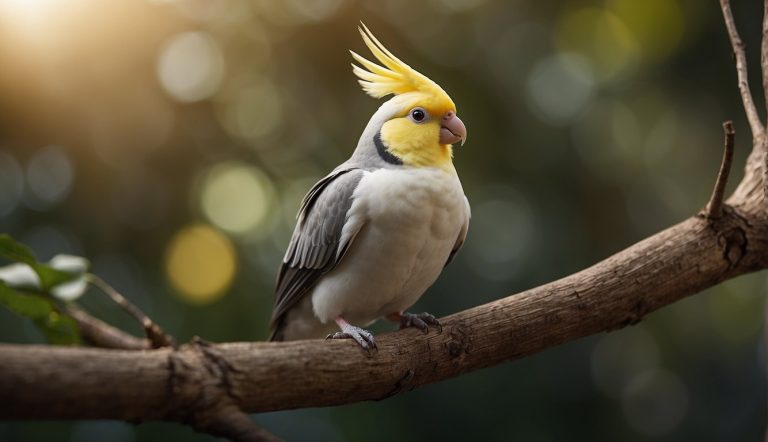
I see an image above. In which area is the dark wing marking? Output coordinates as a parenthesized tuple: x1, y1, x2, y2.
(444, 196, 470, 268)
(269, 168, 366, 339)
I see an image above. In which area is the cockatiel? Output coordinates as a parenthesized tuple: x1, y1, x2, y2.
(269, 24, 470, 350)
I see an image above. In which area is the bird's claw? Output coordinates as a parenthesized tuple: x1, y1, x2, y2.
(326, 325, 377, 354)
(399, 312, 442, 333)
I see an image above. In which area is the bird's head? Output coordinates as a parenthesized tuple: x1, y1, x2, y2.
(351, 24, 466, 169)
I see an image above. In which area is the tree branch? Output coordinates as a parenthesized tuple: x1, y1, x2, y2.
(762, 0, 768, 201)
(725, 0, 768, 211)
(763, 0, 768, 121)
(64, 283, 279, 440)
(2, 203, 767, 419)
(63, 286, 279, 440)
(721, 0, 764, 137)
(65, 304, 149, 350)
(87, 274, 175, 348)
(705, 121, 736, 218)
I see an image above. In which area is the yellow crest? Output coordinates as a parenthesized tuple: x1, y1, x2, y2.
(350, 24, 455, 111)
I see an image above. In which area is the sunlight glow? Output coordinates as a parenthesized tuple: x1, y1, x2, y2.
(0, 0, 54, 21)
(0, 0, 59, 38)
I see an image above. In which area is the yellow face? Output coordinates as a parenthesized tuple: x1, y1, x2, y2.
(379, 101, 456, 169)
(352, 25, 466, 169)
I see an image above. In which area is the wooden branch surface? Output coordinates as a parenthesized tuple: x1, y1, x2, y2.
(65, 305, 149, 350)
(2, 203, 767, 420)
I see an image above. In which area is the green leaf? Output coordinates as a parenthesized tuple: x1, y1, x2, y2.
(0, 233, 38, 264)
(0, 234, 78, 290)
(33, 264, 79, 291)
(0, 236, 83, 344)
(0, 280, 50, 318)
(0, 281, 81, 345)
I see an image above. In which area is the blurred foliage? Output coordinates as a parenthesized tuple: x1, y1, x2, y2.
(0, 0, 766, 441)
(0, 235, 81, 344)
(0, 283, 80, 345)
(0, 234, 80, 290)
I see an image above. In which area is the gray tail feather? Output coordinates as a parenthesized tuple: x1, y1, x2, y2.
(268, 318, 285, 342)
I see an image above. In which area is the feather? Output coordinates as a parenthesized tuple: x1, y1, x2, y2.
(350, 22, 455, 110)
(269, 169, 366, 337)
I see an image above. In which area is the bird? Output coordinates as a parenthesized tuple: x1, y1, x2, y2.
(268, 24, 470, 351)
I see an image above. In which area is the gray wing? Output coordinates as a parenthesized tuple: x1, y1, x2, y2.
(269, 168, 366, 338)
(444, 196, 470, 268)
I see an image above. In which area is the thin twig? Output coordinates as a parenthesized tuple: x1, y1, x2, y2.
(87, 274, 176, 348)
(705, 121, 736, 218)
(721, 0, 765, 138)
(65, 304, 149, 350)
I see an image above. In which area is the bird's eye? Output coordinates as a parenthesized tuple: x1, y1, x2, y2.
(409, 107, 428, 123)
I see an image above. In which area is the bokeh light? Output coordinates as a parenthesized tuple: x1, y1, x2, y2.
(556, 7, 638, 79)
(526, 53, 595, 125)
(198, 161, 276, 237)
(608, 0, 684, 60)
(157, 31, 224, 103)
(214, 74, 283, 144)
(464, 186, 535, 282)
(24, 146, 74, 211)
(621, 369, 689, 436)
(164, 223, 236, 304)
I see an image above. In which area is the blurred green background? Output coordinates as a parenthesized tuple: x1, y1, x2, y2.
(1, 0, 766, 440)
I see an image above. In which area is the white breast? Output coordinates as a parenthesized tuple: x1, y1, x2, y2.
(309, 166, 469, 327)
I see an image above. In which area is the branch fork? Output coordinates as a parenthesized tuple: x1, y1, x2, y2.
(721, 0, 768, 204)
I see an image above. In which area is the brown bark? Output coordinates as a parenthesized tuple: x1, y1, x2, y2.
(65, 305, 149, 350)
(2, 200, 767, 420)
(2, 2, 768, 441)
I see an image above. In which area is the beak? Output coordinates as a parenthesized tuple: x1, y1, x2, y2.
(439, 111, 467, 146)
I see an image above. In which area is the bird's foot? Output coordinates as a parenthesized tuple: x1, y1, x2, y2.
(389, 311, 442, 334)
(326, 317, 377, 354)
